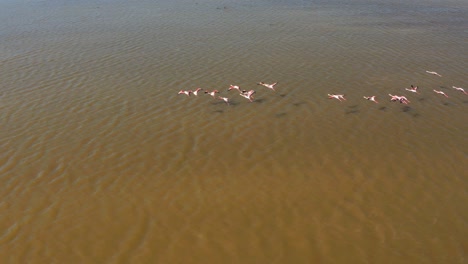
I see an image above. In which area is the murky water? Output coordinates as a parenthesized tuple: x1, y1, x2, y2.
(1, 0, 467, 263)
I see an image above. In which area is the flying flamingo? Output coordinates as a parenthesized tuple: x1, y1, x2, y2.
(405, 85, 419, 93)
(218, 96, 230, 105)
(192, 88, 203, 96)
(328, 94, 346, 102)
(228, 85, 241, 92)
(205, 90, 219, 98)
(240, 90, 256, 102)
(178, 90, 192, 96)
(388, 94, 410, 104)
(363, 96, 378, 103)
(257, 82, 278, 91)
(452, 86, 467, 95)
(426, 71, 442, 77)
(433, 89, 449, 98)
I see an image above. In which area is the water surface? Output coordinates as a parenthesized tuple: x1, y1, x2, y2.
(0, 0, 467, 263)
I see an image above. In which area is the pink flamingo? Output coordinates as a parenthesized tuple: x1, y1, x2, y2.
(228, 85, 241, 92)
(452, 86, 467, 95)
(363, 96, 378, 104)
(205, 90, 219, 98)
(433, 89, 449, 98)
(388, 94, 410, 104)
(328, 94, 346, 102)
(192, 88, 203, 96)
(405, 85, 419, 94)
(257, 82, 278, 91)
(240, 90, 256, 102)
(426, 70, 442, 77)
(178, 90, 192, 96)
(218, 96, 230, 105)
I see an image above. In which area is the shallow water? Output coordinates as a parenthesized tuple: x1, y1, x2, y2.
(1, 0, 467, 263)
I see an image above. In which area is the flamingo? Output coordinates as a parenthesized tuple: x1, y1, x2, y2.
(405, 85, 419, 93)
(240, 90, 256, 102)
(452, 86, 467, 95)
(426, 71, 442, 77)
(328, 94, 346, 102)
(218, 96, 230, 105)
(433, 89, 449, 98)
(192, 88, 203, 96)
(178, 90, 192, 96)
(257, 82, 278, 91)
(363, 96, 378, 104)
(388, 94, 410, 104)
(228, 85, 241, 92)
(205, 90, 219, 98)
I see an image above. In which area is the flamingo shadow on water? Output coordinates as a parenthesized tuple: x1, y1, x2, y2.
(293, 101, 307, 107)
(402, 106, 411, 112)
(345, 105, 360, 114)
(345, 109, 360, 115)
(275, 112, 287, 118)
(211, 100, 239, 106)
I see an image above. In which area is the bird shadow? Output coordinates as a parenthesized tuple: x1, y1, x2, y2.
(216, 5, 228, 10)
(402, 106, 411, 112)
(292, 101, 307, 106)
(275, 112, 287, 118)
(345, 105, 359, 114)
(345, 110, 360, 115)
(253, 98, 266, 103)
(213, 110, 224, 113)
(401, 106, 421, 117)
(279, 94, 287, 97)
(379, 106, 387, 111)
(418, 98, 425, 102)
(211, 101, 239, 106)
(463, 101, 468, 104)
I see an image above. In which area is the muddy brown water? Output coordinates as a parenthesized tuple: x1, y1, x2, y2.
(1, 0, 467, 263)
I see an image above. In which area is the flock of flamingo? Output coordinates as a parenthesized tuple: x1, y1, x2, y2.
(177, 81, 277, 105)
(178, 70, 466, 106)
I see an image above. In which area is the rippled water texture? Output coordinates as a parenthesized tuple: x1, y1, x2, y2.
(1, 0, 467, 263)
